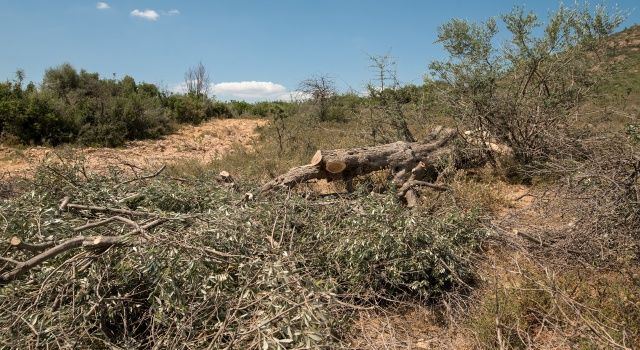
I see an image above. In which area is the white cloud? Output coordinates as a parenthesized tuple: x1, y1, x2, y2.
(167, 9, 180, 15)
(212, 81, 287, 99)
(130, 9, 160, 21)
(96, 2, 110, 10)
(172, 81, 308, 102)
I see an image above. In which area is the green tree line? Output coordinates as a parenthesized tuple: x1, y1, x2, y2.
(0, 62, 437, 147)
(0, 63, 237, 147)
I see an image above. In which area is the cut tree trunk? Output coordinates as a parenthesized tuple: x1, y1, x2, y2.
(259, 127, 457, 206)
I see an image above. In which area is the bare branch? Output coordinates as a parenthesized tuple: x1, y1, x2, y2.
(115, 164, 166, 188)
(65, 203, 157, 217)
(184, 61, 211, 99)
(1, 219, 165, 284)
(9, 236, 56, 253)
(298, 74, 336, 121)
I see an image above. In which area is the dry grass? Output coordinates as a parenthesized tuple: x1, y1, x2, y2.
(348, 304, 471, 349)
(464, 250, 640, 350)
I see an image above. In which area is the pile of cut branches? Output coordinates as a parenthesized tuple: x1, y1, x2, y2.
(0, 160, 486, 348)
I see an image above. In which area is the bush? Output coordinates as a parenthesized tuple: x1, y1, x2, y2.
(77, 121, 128, 147)
(0, 64, 234, 147)
(430, 4, 626, 164)
(209, 101, 233, 119)
(0, 80, 76, 145)
(228, 99, 252, 116)
(76, 95, 171, 146)
(165, 95, 233, 124)
(250, 101, 295, 117)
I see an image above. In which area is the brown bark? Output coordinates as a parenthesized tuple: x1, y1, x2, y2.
(259, 127, 457, 203)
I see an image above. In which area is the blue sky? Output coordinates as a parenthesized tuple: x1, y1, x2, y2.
(1, 1, 638, 101)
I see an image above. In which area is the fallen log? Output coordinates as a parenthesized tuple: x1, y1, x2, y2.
(260, 127, 457, 205)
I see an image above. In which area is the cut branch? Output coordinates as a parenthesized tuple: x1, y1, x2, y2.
(398, 180, 450, 196)
(73, 216, 143, 234)
(9, 236, 56, 253)
(59, 196, 71, 211)
(217, 171, 239, 190)
(1, 219, 165, 284)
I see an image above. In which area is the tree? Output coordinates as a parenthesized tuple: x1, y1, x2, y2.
(184, 61, 210, 99)
(43, 63, 80, 101)
(120, 75, 138, 95)
(298, 74, 336, 121)
(366, 53, 416, 142)
(368, 53, 395, 96)
(14, 69, 25, 87)
(429, 3, 625, 164)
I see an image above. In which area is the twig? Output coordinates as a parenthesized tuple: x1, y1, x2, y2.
(0, 256, 20, 265)
(115, 164, 166, 188)
(66, 203, 156, 217)
(73, 216, 140, 233)
(516, 231, 549, 247)
(397, 180, 450, 198)
(117, 193, 144, 203)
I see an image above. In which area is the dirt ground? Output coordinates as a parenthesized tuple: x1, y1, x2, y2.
(0, 118, 267, 177)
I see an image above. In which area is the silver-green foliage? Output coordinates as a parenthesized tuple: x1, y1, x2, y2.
(430, 3, 626, 164)
(0, 164, 485, 348)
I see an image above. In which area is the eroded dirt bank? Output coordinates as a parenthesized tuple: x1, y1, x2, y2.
(0, 118, 267, 177)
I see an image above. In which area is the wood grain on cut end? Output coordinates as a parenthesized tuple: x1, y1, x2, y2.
(310, 150, 323, 166)
(10, 236, 21, 246)
(326, 161, 347, 174)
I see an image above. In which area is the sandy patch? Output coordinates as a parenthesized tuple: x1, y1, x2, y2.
(0, 118, 267, 177)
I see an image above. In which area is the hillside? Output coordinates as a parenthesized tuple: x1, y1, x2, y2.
(590, 24, 640, 131)
(1, 11, 639, 350)
(603, 24, 640, 104)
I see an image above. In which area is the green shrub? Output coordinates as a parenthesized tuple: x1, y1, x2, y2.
(0, 65, 214, 147)
(250, 101, 295, 117)
(430, 4, 626, 164)
(209, 101, 233, 119)
(165, 95, 232, 123)
(228, 99, 252, 116)
(77, 121, 128, 147)
(0, 81, 76, 145)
